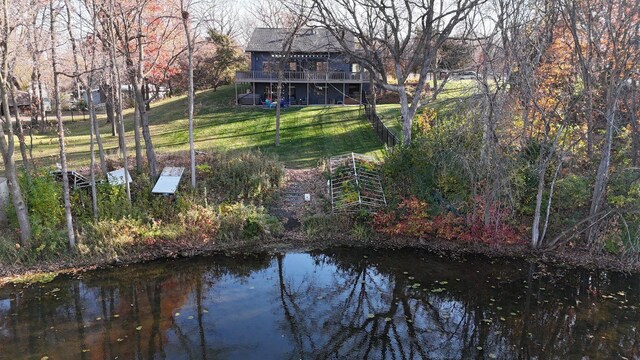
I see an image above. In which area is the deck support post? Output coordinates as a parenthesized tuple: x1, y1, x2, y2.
(235, 82, 238, 105)
(252, 82, 255, 106)
(325, 82, 327, 105)
(307, 82, 309, 105)
(343, 83, 345, 104)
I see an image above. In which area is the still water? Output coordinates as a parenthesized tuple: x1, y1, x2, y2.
(0, 248, 639, 359)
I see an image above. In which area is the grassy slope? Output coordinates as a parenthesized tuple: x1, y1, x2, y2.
(373, 80, 478, 141)
(22, 85, 384, 169)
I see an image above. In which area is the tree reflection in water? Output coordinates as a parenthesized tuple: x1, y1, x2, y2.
(1, 248, 640, 359)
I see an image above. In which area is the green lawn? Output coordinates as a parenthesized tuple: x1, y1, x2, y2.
(21, 85, 385, 169)
(372, 79, 479, 141)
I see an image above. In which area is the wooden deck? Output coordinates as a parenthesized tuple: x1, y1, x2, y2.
(235, 70, 369, 83)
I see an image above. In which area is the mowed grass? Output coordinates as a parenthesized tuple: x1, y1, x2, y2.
(20, 85, 385, 170)
(372, 79, 479, 141)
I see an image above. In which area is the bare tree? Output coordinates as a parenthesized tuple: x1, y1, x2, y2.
(8, 81, 32, 176)
(27, 1, 48, 131)
(250, 2, 297, 29)
(180, 0, 196, 188)
(0, 0, 31, 246)
(64, 0, 103, 219)
(104, 0, 183, 180)
(197, 0, 240, 40)
(49, 0, 75, 247)
(310, 0, 484, 145)
(561, 0, 640, 244)
(273, 3, 312, 146)
(104, 0, 132, 201)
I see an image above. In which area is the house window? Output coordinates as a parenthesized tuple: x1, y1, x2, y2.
(316, 61, 328, 72)
(263, 61, 275, 72)
(289, 62, 297, 71)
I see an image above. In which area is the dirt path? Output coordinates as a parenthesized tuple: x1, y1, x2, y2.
(271, 167, 327, 232)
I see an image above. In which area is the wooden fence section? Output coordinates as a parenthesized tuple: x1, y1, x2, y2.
(363, 103, 399, 148)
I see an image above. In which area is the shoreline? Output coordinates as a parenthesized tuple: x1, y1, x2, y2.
(2, 232, 638, 287)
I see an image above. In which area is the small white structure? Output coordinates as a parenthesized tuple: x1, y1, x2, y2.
(0, 177, 8, 225)
(152, 167, 185, 195)
(107, 168, 133, 186)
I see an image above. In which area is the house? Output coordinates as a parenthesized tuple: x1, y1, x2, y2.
(81, 88, 107, 106)
(2, 90, 31, 117)
(81, 84, 168, 107)
(235, 28, 369, 106)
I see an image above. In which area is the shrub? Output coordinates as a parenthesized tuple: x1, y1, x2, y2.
(201, 150, 285, 204)
(178, 203, 219, 243)
(373, 196, 524, 245)
(19, 172, 64, 239)
(216, 202, 282, 242)
(0, 234, 20, 263)
(79, 217, 156, 257)
(381, 118, 480, 209)
(5, 171, 69, 259)
(302, 213, 344, 239)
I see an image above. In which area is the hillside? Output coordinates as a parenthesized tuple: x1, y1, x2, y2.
(20, 85, 386, 169)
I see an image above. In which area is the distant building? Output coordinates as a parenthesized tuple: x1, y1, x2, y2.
(235, 28, 369, 106)
(1, 90, 31, 117)
(81, 88, 106, 105)
(81, 84, 168, 106)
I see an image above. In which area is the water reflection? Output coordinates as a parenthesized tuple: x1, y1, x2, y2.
(0, 249, 639, 359)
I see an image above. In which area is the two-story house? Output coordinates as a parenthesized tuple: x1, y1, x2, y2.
(235, 28, 369, 106)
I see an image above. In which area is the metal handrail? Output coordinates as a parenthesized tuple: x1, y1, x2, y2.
(235, 70, 370, 82)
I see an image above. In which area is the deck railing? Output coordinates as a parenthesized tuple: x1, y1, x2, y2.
(235, 70, 370, 82)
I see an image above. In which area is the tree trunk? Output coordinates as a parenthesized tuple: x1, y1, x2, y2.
(275, 79, 281, 146)
(9, 85, 31, 177)
(88, 96, 98, 220)
(0, 87, 31, 246)
(93, 111, 107, 175)
(29, 69, 39, 127)
(531, 163, 546, 248)
(133, 104, 143, 173)
(0, 0, 31, 245)
(180, 3, 196, 188)
(398, 85, 412, 146)
(133, 84, 157, 179)
(102, 83, 116, 135)
(36, 70, 47, 130)
(624, 95, 639, 167)
(107, 22, 131, 201)
(369, 78, 377, 114)
(29, 10, 47, 131)
(50, 0, 76, 247)
(588, 105, 616, 244)
(132, 27, 157, 180)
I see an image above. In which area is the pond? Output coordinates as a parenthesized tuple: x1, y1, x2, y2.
(0, 248, 639, 359)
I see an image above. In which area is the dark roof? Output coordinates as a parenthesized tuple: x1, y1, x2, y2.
(8, 90, 30, 107)
(246, 28, 350, 53)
